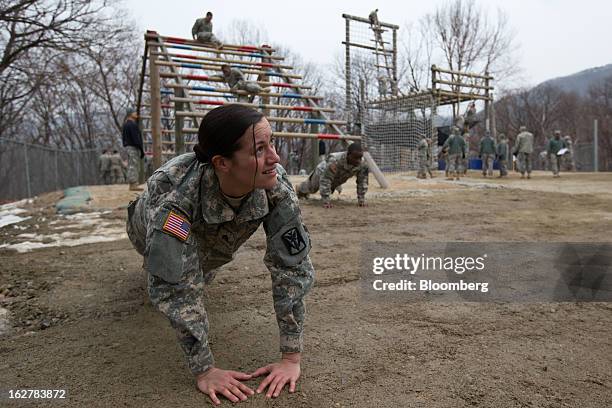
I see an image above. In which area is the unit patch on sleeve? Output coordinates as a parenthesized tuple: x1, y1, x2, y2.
(281, 227, 307, 255)
(162, 210, 191, 241)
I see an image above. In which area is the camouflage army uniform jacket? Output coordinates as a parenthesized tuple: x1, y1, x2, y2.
(127, 153, 314, 375)
(417, 139, 430, 160)
(192, 18, 213, 37)
(319, 151, 369, 204)
(514, 131, 534, 154)
(223, 68, 245, 89)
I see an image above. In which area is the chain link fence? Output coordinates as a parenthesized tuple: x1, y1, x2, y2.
(0, 138, 102, 203)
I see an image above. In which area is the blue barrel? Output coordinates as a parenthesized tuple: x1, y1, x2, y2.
(469, 158, 482, 170)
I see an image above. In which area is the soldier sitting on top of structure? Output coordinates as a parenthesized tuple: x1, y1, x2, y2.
(192, 11, 223, 49)
(297, 143, 369, 208)
(215, 65, 271, 102)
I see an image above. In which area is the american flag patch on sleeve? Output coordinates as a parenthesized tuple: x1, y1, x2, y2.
(162, 210, 191, 241)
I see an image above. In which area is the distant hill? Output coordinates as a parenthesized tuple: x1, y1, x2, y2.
(536, 64, 612, 96)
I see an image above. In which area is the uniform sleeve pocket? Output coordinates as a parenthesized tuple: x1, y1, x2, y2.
(147, 230, 187, 284)
(267, 221, 311, 267)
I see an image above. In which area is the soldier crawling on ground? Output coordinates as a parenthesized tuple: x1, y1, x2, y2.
(297, 142, 369, 208)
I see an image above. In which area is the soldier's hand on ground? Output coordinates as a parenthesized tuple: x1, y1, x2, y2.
(251, 353, 301, 398)
(196, 367, 254, 405)
(323, 202, 333, 209)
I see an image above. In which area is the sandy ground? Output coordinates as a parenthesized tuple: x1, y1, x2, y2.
(1, 170, 611, 407)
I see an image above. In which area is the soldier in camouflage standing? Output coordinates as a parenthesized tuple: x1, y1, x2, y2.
(442, 126, 466, 181)
(513, 125, 534, 179)
(109, 150, 126, 184)
(126, 105, 314, 405)
(98, 149, 111, 184)
(479, 131, 496, 177)
(192, 11, 223, 49)
(462, 130, 471, 175)
(496, 133, 509, 177)
(547, 130, 567, 178)
(122, 108, 145, 191)
(438, 144, 450, 178)
(417, 136, 433, 179)
(296, 142, 369, 208)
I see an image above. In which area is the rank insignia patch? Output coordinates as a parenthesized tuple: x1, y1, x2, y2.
(281, 227, 307, 255)
(162, 210, 191, 241)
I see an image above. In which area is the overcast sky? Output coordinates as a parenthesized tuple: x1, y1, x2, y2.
(124, 0, 611, 88)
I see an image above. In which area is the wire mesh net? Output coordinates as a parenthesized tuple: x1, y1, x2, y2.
(0, 138, 103, 202)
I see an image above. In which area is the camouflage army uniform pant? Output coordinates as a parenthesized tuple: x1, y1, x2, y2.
(417, 156, 430, 178)
(481, 153, 494, 176)
(196, 32, 222, 47)
(110, 167, 124, 184)
(297, 166, 323, 195)
(447, 153, 463, 175)
(498, 159, 508, 177)
(550, 154, 561, 176)
(126, 146, 140, 184)
(517, 152, 532, 175)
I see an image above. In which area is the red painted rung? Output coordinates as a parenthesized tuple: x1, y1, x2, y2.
(198, 100, 225, 106)
(292, 106, 313, 112)
(271, 82, 291, 88)
(317, 134, 341, 140)
(165, 36, 188, 44)
(175, 53, 197, 59)
(185, 74, 210, 81)
(257, 62, 274, 68)
(238, 46, 258, 52)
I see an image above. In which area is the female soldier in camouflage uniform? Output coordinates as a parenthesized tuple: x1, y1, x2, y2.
(127, 105, 314, 405)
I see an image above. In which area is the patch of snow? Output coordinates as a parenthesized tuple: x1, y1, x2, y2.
(0, 214, 31, 228)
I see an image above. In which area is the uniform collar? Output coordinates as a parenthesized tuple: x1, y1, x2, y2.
(199, 165, 269, 224)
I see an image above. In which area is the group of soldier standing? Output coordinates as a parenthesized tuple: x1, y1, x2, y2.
(417, 124, 576, 180)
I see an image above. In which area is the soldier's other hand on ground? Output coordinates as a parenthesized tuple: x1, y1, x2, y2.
(196, 367, 254, 405)
(252, 353, 301, 398)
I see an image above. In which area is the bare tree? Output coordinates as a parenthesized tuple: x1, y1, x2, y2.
(400, 0, 519, 116)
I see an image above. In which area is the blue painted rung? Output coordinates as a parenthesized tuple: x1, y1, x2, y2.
(192, 86, 216, 92)
(304, 118, 326, 125)
(281, 93, 302, 99)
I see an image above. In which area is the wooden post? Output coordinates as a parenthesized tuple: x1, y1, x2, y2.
(484, 71, 490, 132)
(310, 112, 319, 171)
(392, 28, 398, 96)
(175, 88, 185, 155)
(490, 92, 497, 139)
(149, 42, 163, 169)
(345, 17, 351, 127)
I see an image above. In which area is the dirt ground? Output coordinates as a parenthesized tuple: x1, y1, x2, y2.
(1, 170, 611, 407)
